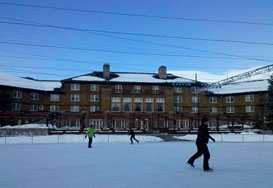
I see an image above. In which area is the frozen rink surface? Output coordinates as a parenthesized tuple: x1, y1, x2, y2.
(0, 142, 273, 188)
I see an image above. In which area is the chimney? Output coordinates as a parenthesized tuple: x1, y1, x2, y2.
(158, 66, 167, 79)
(103, 63, 110, 80)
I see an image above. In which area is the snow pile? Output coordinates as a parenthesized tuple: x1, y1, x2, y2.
(0, 124, 49, 129)
(0, 72, 61, 91)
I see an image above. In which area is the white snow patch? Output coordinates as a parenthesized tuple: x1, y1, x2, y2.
(0, 72, 61, 91)
(0, 124, 49, 129)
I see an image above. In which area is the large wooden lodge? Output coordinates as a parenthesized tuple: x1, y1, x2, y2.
(0, 64, 271, 132)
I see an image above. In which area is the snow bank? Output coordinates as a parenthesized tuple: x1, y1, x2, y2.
(0, 124, 49, 129)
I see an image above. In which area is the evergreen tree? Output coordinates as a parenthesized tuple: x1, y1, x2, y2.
(266, 75, 273, 130)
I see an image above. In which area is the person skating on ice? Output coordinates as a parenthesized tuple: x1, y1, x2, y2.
(129, 128, 139, 144)
(187, 117, 215, 172)
(85, 125, 96, 148)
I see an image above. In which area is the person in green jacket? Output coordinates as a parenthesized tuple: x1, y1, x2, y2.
(85, 125, 96, 148)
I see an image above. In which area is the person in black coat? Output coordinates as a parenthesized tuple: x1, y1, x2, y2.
(129, 128, 139, 144)
(187, 117, 215, 171)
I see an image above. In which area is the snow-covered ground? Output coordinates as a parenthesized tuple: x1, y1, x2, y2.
(0, 142, 272, 188)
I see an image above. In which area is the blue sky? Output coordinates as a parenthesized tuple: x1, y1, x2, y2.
(0, 0, 272, 82)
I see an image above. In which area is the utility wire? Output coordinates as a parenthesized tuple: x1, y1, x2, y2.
(0, 19, 272, 62)
(0, 16, 272, 46)
(0, 49, 268, 71)
(0, 2, 273, 26)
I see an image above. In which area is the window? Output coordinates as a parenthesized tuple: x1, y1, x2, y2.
(90, 94, 99, 102)
(68, 119, 80, 127)
(90, 106, 100, 112)
(111, 97, 121, 112)
(134, 85, 141, 93)
(50, 105, 59, 112)
(89, 119, 103, 130)
(145, 98, 153, 112)
(174, 96, 182, 103)
(70, 105, 80, 112)
(174, 106, 182, 113)
(192, 96, 199, 103)
(90, 84, 99, 91)
(174, 86, 182, 93)
(226, 96, 234, 103)
(13, 90, 22, 99)
(30, 92, 39, 100)
(152, 85, 159, 93)
(209, 97, 217, 103)
(70, 94, 80, 102)
(30, 104, 38, 111)
(226, 106, 235, 113)
(134, 98, 143, 112)
(50, 94, 60, 101)
(156, 98, 164, 112)
(71, 83, 80, 91)
(122, 98, 131, 112)
(115, 85, 122, 93)
(245, 94, 254, 102)
(246, 106, 255, 113)
(210, 107, 217, 113)
(192, 86, 197, 93)
(11, 103, 21, 110)
(39, 105, 44, 111)
(191, 107, 199, 113)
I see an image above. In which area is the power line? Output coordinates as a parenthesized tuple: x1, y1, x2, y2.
(0, 55, 265, 71)
(0, 40, 263, 60)
(0, 49, 268, 71)
(0, 20, 272, 62)
(0, 2, 272, 26)
(89, 30, 273, 46)
(1, 17, 272, 46)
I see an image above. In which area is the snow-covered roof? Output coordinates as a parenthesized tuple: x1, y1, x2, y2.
(209, 80, 268, 94)
(0, 72, 62, 91)
(72, 72, 195, 84)
(208, 66, 272, 94)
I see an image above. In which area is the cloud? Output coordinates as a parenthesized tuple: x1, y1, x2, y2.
(169, 66, 263, 83)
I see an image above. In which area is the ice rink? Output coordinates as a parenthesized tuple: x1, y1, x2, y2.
(1, 142, 272, 188)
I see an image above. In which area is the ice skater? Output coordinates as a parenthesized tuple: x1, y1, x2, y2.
(187, 117, 215, 172)
(85, 125, 96, 148)
(129, 128, 139, 144)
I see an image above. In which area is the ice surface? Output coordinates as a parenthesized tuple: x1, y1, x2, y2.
(0, 142, 272, 188)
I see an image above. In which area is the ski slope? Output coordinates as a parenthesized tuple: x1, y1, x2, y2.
(0, 142, 272, 188)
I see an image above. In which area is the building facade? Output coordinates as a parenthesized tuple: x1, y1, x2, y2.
(0, 64, 269, 132)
